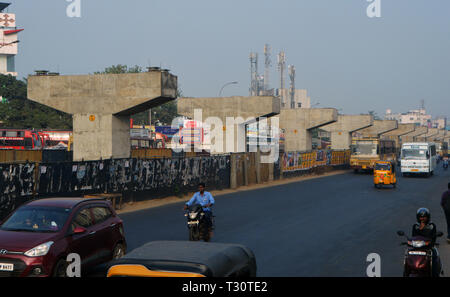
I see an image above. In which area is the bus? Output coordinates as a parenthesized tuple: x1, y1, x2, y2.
(400, 142, 437, 177)
(0, 129, 43, 150)
(350, 137, 396, 172)
(40, 130, 72, 149)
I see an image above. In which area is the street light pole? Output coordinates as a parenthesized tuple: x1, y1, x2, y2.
(219, 81, 238, 97)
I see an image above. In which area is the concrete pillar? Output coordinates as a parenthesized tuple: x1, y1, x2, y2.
(431, 129, 447, 142)
(178, 96, 280, 154)
(277, 108, 338, 152)
(416, 128, 439, 142)
(382, 123, 416, 149)
(28, 71, 177, 161)
(322, 115, 373, 150)
(356, 120, 398, 138)
(402, 126, 428, 143)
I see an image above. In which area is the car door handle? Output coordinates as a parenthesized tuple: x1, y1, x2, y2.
(89, 231, 96, 235)
(110, 223, 117, 227)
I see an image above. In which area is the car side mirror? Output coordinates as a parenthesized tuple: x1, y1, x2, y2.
(437, 231, 444, 237)
(397, 231, 405, 236)
(73, 227, 87, 235)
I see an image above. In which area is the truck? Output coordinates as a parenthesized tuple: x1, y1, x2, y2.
(350, 137, 396, 172)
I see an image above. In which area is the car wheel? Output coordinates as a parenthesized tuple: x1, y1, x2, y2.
(53, 259, 69, 277)
(112, 243, 125, 259)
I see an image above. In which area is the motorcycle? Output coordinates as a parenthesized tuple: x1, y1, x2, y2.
(185, 204, 212, 242)
(397, 230, 444, 277)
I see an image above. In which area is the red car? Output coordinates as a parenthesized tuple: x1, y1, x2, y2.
(0, 198, 126, 277)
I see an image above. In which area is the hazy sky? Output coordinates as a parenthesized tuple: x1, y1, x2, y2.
(9, 0, 450, 118)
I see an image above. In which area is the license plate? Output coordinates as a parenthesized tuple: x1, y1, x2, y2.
(188, 221, 199, 225)
(363, 166, 367, 169)
(0, 263, 13, 271)
(411, 169, 419, 172)
(408, 251, 426, 256)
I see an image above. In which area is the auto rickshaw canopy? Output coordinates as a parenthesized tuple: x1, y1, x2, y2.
(87, 241, 257, 277)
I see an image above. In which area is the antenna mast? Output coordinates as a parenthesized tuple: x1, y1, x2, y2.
(250, 52, 259, 96)
(288, 65, 296, 109)
(277, 51, 286, 108)
(264, 44, 271, 94)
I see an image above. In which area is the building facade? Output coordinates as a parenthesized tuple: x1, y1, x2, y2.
(385, 108, 432, 127)
(0, 3, 22, 77)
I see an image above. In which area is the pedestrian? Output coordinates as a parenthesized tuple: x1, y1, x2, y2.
(440, 182, 450, 243)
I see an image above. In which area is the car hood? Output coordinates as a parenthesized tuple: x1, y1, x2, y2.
(0, 229, 59, 252)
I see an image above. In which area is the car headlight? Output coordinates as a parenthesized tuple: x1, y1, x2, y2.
(24, 241, 54, 257)
(412, 240, 426, 248)
(189, 212, 198, 219)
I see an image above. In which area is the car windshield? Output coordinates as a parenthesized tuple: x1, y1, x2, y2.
(0, 206, 71, 233)
(375, 163, 390, 171)
(402, 149, 427, 160)
(352, 142, 378, 156)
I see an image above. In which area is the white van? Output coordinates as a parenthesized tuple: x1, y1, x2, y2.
(400, 142, 437, 177)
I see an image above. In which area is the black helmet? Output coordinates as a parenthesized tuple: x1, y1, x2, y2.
(416, 208, 430, 223)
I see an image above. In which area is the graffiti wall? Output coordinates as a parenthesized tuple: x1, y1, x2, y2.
(0, 163, 36, 219)
(37, 156, 230, 196)
(0, 156, 230, 219)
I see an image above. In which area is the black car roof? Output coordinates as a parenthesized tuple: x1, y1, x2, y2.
(88, 241, 257, 277)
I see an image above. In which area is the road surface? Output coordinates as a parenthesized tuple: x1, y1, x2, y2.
(120, 166, 450, 277)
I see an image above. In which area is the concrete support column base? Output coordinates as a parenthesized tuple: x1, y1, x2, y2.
(73, 114, 130, 161)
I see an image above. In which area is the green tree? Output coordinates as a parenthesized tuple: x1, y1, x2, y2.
(0, 75, 72, 129)
(95, 64, 181, 126)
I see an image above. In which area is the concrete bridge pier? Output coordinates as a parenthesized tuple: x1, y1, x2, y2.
(402, 126, 428, 143)
(28, 71, 178, 161)
(416, 128, 439, 142)
(322, 115, 373, 150)
(356, 120, 398, 138)
(277, 108, 338, 152)
(382, 123, 416, 149)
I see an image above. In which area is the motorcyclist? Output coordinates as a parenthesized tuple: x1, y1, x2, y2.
(184, 183, 215, 239)
(411, 208, 440, 277)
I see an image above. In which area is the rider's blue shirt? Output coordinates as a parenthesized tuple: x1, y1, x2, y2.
(186, 191, 215, 212)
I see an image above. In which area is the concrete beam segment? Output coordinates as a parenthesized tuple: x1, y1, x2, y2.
(417, 128, 439, 142)
(357, 120, 398, 138)
(382, 123, 416, 148)
(402, 126, 428, 143)
(322, 115, 373, 150)
(277, 108, 338, 152)
(28, 72, 178, 161)
(432, 129, 447, 141)
(178, 96, 280, 154)
(178, 96, 280, 121)
(28, 72, 177, 115)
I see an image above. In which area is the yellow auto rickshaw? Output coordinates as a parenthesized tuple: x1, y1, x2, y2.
(374, 161, 397, 188)
(87, 241, 257, 277)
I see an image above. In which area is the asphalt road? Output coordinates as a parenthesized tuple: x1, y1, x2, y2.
(120, 165, 450, 277)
